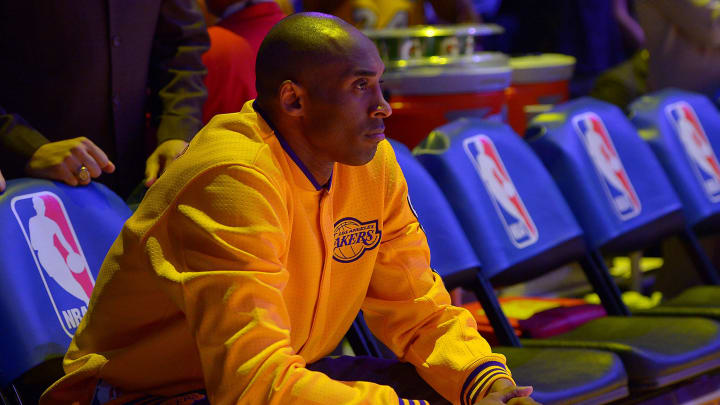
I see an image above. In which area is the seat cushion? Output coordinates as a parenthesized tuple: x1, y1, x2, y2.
(496, 347, 628, 405)
(521, 316, 720, 390)
(518, 304, 607, 338)
(633, 286, 720, 320)
(662, 286, 720, 308)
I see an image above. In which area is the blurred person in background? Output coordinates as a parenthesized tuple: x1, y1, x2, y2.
(487, 0, 635, 98)
(593, 0, 720, 110)
(629, 0, 720, 300)
(0, 0, 209, 199)
(590, 49, 649, 112)
(635, 0, 720, 96)
(302, 0, 479, 29)
(205, 0, 287, 53)
(590, 0, 648, 111)
(200, 0, 287, 122)
(201, 25, 257, 123)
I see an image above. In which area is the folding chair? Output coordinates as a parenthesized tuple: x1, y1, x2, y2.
(626, 89, 720, 316)
(390, 139, 628, 404)
(0, 179, 131, 404)
(413, 118, 720, 392)
(528, 96, 720, 321)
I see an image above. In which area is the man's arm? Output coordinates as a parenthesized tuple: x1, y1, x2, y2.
(0, 107, 114, 185)
(160, 164, 410, 404)
(360, 146, 520, 405)
(613, 0, 645, 49)
(145, 0, 209, 186)
(0, 107, 50, 178)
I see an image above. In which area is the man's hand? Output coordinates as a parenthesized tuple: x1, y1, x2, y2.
(25, 137, 115, 186)
(473, 379, 541, 405)
(0, 169, 5, 192)
(144, 139, 188, 187)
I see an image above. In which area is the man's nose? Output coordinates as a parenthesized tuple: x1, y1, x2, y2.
(370, 97, 392, 118)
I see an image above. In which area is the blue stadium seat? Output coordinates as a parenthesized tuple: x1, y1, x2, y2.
(630, 89, 720, 233)
(413, 119, 720, 392)
(528, 96, 720, 321)
(0, 179, 131, 404)
(391, 140, 629, 404)
(626, 90, 720, 317)
(527, 98, 684, 253)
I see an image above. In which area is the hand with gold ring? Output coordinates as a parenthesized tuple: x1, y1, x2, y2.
(76, 166, 91, 184)
(25, 137, 115, 186)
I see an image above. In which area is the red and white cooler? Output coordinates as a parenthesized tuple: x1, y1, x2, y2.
(381, 53, 512, 149)
(506, 53, 576, 136)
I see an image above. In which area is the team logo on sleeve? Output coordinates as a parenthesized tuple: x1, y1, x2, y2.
(333, 217, 382, 263)
(11, 192, 95, 337)
(464, 135, 539, 248)
(666, 101, 720, 202)
(573, 112, 641, 220)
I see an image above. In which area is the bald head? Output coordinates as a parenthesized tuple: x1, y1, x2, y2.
(255, 12, 374, 103)
(252, 12, 390, 184)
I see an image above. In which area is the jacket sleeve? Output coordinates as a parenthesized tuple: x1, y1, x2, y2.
(159, 164, 405, 405)
(148, 0, 209, 145)
(0, 106, 49, 177)
(361, 146, 514, 405)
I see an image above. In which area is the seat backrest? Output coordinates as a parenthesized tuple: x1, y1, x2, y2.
(526, 97, 684, 252)
(0, 179, 131, 385)
(390, 139, 523, 346)
(629, 89, 720, 231)
(413, 119, 585, 286)
(389, 139, 482, 287)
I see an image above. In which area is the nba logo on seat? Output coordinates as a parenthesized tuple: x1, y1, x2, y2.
(11, 192, 95, 337)
(464, 135, 539, 248)
(665, 101, 720, 202)
(573, 112, 641, 220)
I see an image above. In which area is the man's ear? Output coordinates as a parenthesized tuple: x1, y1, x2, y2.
(279, 80, 305, 117)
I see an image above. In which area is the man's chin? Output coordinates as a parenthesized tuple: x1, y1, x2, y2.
(342, 145, 379, 166)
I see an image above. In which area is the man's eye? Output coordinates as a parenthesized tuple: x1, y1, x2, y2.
(355, 80, 369, 90)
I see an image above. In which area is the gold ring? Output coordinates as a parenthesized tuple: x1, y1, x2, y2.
(77, 166, 90, 182)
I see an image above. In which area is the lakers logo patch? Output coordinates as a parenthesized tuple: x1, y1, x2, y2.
(333, 217, 381, 263)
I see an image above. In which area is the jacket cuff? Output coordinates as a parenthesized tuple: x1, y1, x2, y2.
(460, 361, 514, 405)
(399, 399, 429, 405)
(0, 112, 49, 175)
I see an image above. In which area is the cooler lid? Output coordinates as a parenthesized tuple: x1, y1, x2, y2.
(382, 65, 511, 95)
(364, 23, 504, 39)
(510, 54, 576, 84)
(388, 51, 508, 70)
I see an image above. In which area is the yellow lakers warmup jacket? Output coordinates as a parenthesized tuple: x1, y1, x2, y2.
(42, 101, 513, 405)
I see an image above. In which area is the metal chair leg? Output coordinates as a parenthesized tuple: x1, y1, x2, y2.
(678, 226, 720, 285)
(470, 271, 521, 347)
(579, 252, 630, 316)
